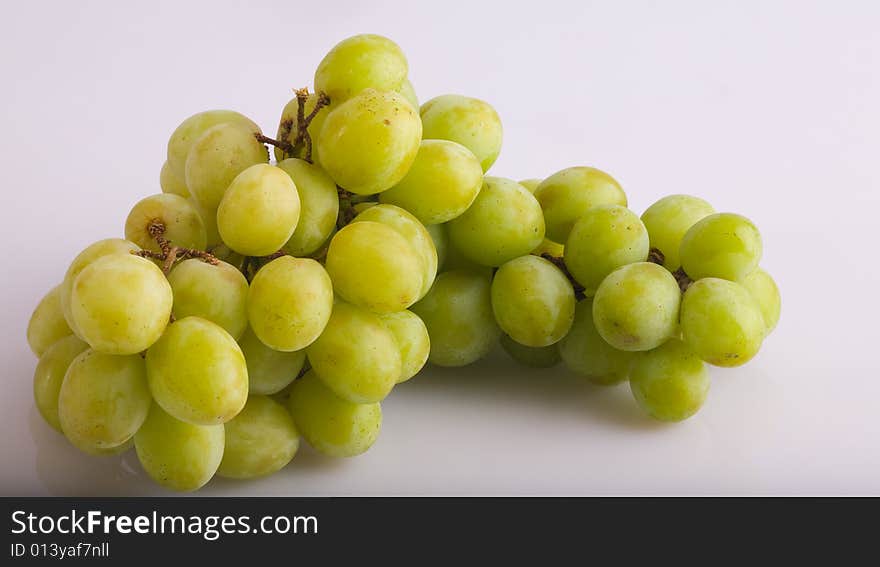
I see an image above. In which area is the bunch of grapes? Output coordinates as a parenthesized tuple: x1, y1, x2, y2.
(26, 34, 780, 492)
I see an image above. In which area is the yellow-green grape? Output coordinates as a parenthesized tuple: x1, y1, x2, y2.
(518, 178, 542, 193)
(398, 78, 418, 109)
(499, 334, 561, 368)
(209, 244, 245, 268)
(287, 371, 382, 458)
(739, 268, 781, 335)
(247, 256, 333, 351)
(314, 34, 408, 103)
(307, 301, 401, 403)
(188, 196, 222, 248)
(426, 223, 448, 270)
(218, 396, 299, 480)
(411, 269, 500, 367)
(317, 88, 421, 195)
(277, 158, 339, 256)
(379, 310, 430, 383)
(447, 177, 545, 267)
(419, 95, 503, 172)
(679, 213, 762, 281)
(629, 339, 709, 422)
(534, 166, 627, 243)
(217, 164, 301, 256)
(239, 328, 305, 395)
(58, 350, 151, 452)
(159, 160, 190, 198)
(325, 222, 423, 313)
(558, 300, 634, 385)
(146, 317, 248, 425)
(185, 122, 268, 211)
(124, 193, 207, 253)
(33, 335, 89, 431)
(27, 285, 72, 357)
(70, 254, 172, 355)
(166, 109, 259, 179)
(134, 403, 224, 492)
(379, 140, 484, 225)
(592, 262, 681, 352)
(531, 238, 564, 257)
(680, 278, 764, 367)
(443, 234, 486, 272)
(565, 205, 650, 296)
(167, 259, 248, 340)
(274, 94, 332, 164)
(640, 194, 714, 270)
(491, 256, 575, 347)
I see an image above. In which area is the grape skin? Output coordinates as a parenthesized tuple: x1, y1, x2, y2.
(679, 212, 762, 281)
(420, 94, 503, 172)
(629, 339, 709, 422)
(33, 335, 89, 431)
(739, 267, 781, 335)
(217, 395, 300, 480)
(314, 34, 408, 103)
(159, 160, 190, 198)
(27, 285, 72, 357)
(640, 194, 714, 271)
(166, 109, 260, 179)
(167, 259, 249, 341)
(558, 299, 634, 385)
(239, 327, 306, 396)
(274, 94, 332, 164)
(124, 193, 207, 253)
(518, 178, 542, 193)
(277, 158, 340, 256)
(500, 334, 561, 368)
(398, 78, 418, 109)
(426, 223, 448, 271)
(379, 310, 430, 383)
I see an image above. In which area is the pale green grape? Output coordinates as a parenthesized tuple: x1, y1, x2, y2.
(410, 269, 500, 367)
(166, 109, 259, 178)
(679, 213, 762, 281)
(247, 256, 333, 351)
(27, 285, 72, 357)
(398, 78, 418, 109)
(426, 223, 448, 270)
(159, 160, 190, 198)
(33, 335, 88, 431)
(317, 88, 421, 195)
(491, 255, 575, 347)
(70, 254, 173, 355)
(277, 158, 339, 256)
(188, 196, 222, 248)
(274, 94, 332, 164)
(518, 178, 542, 193)
(315, 34, 407, 103)
(739, 267, 781, 335)
(592, 262, 681, 352)
(500, 334, 560, 368)
(534, 166, 627, 243)
(630, 339, 709, 422)
(146, 316, 248, 425)
(307, 301, 401, 403)
(218, 395, 299, 480)
(217, 164, 301, 256)
(680, 278, 764, 367)
(379, 310, 430, 383)
(531, 238, 564, 258)
(379, 139, 484, 225)
(447, 177, 545, 267)
(640, 194, 714, 270)
(419, 95, 503, 172)
(135, 402, 224, 492)
(239, 327, 306, 395)
(558, 299, 634, 385)
(167, 259, 249, 340)
(443, 235, 486, 272)
(124, 193, 207, 252)
(287, 371, 382, 458)
(565, 205, 650, 295)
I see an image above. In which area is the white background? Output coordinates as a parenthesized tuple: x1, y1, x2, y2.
(1, 0, 878, 495)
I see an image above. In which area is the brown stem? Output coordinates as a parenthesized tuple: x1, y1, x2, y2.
(135, 219, 219, 274)
(647, 247, 666, 266)
(336, 187, 358, 229)
(672, 267, 694, 293)
(162, 246, 179, 275)
(540, 253, 586, 300)
(254, 132, 295, 156)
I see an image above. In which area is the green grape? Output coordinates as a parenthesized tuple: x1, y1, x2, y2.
(679, 213, 762, 281)
(558, 299, 633, 385)
(592, 262, 681, 352)
(518, 178, 542, 193)
(410, 269, 500, 367)
(531, 238, 564, 258)
(307, 301, 401, 403)
(27, 285, 72, 357)
(317, 88, 421, 195)
(58, 350, 152, 451)
(426, 223, 448, 271)
(680, 278, 764, 367)
(217, 163, 301, 256)
(534, 166, 627, 243)
(379, 139, 484, 225)
(629, 339, 709, 422)
(565, 205, 650, 295)
(443, 234, 485, 272)
(124, 193, 207, 253)
(277, 158, 339, 256)
(274, 94, 332, 164)
(134, 402, 224, 492)
(218, 395, 299, 480)
(499, 334, 560, 368)
(146, 316, 248, 425)
(70, 254, 172, 355)
(379, 310, 430, 383)
(247, 256, 333, 351)
(239, 327, 306, 395)
(739, 267, 781, 335)
(185, 122, 268, 211)
(159, 160, 190, 198)
(167, 259, 249, 340)
(166, 109, 259, 179)
(314, 34, 407, 103)
(33, 335, 89, 431)
(325, 221, 423, 313)
(419, 95, 503, 172)
(188, 196, 222, 248)
(209, 244, 245, 268)
(398, 78, 418, 109)
(640, 194, 714, 270)
(491, 255, 575, 347)
(287, 371, 382, 458)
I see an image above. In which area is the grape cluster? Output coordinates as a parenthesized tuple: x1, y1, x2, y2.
(26, 34, 780, 492)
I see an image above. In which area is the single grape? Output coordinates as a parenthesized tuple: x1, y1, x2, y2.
(447, 177, 545, 267)
(531, 238, 564, 258)
(314, 34, 408, 103)
(218, 395, 300, 480)
(27, 285, 72, 357)
(518, 178, 542, 193)
(426, 223, 448, 271)
(277, 158, 339, 256)
(419, 94, 502, 172)
(159, 159, 190, 198)
(167, 259, 249, 340)
(124, 193, 207, 253)
(33, 335, 89, 431)
(629, 339, 709, 422)
(739, 267, 781, 335)
(398, 78, 418, 109)
(680, 278, 764, 367)
(499, 334, 561, 368)
(640, 194, 714, 270)
(592, 262, 681, 352)
(679, 213, 762, 281)
(379, 310, 430, 383)
(166, 109, 259, 178)
(239, 327, 306, 395)
(558, 300, 634, 385)
(274, 94, 332, 163)
(188, 196, 222, 248)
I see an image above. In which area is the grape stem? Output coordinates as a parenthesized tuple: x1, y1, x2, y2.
(256, 87, 331, 164)
(672, 267, 694, 293)
(647, 247, 665, 266)
(539, 253, 586, 300)
(133, 219, 220, 275)
(336, 187, 358, 229)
